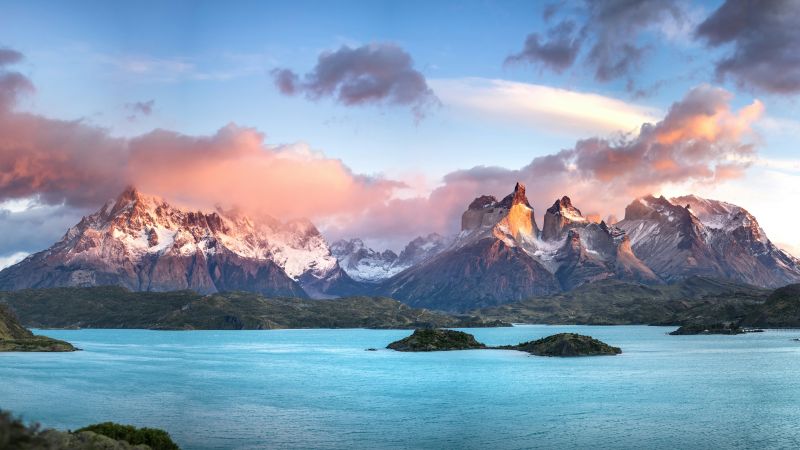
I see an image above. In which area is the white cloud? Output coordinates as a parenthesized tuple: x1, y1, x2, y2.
(430, 77, 661, 136)
(0, 252, 28, 270)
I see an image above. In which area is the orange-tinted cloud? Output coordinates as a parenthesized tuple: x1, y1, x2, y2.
(0, 47, 765, 250)
(126, 126, 401, 220)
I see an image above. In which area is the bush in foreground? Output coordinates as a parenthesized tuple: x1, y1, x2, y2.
(76, 422, 179, 450)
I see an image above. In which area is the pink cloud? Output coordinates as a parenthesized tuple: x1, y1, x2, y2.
(0, 48, 764, 250)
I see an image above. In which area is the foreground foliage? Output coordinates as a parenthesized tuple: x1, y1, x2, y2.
(76, 423, 179, 450)
(0, 410, 178, 449)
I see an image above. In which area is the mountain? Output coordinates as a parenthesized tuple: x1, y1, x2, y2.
(378, 182, 656, 311)
(330, 233, 451, 283)
(0, 187, 361, 297)
(617, 195, 800, 288)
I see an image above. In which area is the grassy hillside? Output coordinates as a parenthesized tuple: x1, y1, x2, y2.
(0, 286, 506, 330)
(0, 303, 77, 352)
(744, 284, 800, 328)
(477, 276, 772, 325)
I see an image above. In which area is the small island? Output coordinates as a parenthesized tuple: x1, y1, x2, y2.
(669, 323, 763, 335)
(498, 333, 622, 357)
(386, 329, 621, 356)
(0, 304, 77, 352)
(387, 329, 487, 351)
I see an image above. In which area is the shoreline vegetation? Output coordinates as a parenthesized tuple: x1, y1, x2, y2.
(0, 277, 797, 333)
(0, 304, 77, 352)
(387, 329, 622, 356)
(0, 286, 508, 331)
(0, 410, 180, 449)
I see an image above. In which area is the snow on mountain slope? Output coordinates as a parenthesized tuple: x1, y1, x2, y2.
(378, 182, 657, 311)
(331, 233, 451, 283)
(618, 195, 800, 287)
(0, 187, 357, 297)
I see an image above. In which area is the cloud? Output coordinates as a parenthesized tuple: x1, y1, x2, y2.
(0, 252, 28, 271)
(126, 99, 154, 116)
(0, 203, 85, 261)
(330, 85, 764, 247)
(126, 126, 402, 220)
(271, 43, 439, 119)
(509, 0, 687, 86)
(695, 0, 800, 93)
(0, 46, 769, 254)
(0, 48, 34, 108)
(431, 77, 660, 135)
(0, 48, 406, 255)
(505, 20, 582, 73)
(125, 99, 155, 121)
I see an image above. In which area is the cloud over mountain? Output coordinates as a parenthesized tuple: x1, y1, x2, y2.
(0, 46, 767, 253)
(271, 43, 439, 119)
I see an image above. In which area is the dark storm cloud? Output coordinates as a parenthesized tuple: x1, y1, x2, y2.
(509, 0, 686, 86)
(695, 0, 800, 93)
(271, 43, 439, 119)
(0, 48, 34, 108)
(0, 204, 86, 258)
(0, 48, 24, 66)
(505, 20, 582, 73)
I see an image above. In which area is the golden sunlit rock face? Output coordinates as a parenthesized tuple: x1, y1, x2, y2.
(459, 182, 539, 247)
(494, 202, 534, 241)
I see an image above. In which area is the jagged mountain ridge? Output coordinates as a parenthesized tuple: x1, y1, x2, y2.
(377, 183, 658, 311)
(618, 194, 800, 288)
(0, 187, 360, 297)
(330, 233, 452, 283)
(2, 184, 797, 313)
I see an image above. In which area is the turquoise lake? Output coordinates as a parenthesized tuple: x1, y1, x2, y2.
(2, 325, 800, 449)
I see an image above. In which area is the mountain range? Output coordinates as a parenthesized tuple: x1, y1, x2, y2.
(1, 183, 798, 312)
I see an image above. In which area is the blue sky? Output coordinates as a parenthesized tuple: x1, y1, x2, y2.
(0, 0, 799, 259)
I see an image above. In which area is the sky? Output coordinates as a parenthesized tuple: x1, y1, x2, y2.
(1, 0, 799, 266)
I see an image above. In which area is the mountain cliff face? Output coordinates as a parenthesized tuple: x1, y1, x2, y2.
(378, 183, 657, 311)
(330, 233, 451, 283)
(0, 187, 358, 297)
(617, 195, 800, 287)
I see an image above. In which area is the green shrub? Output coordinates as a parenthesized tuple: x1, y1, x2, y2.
(0, 410, 48, 449)
(76, 422, 180, 450)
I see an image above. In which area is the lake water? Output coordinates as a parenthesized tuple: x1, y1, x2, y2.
(2, 325, 800, 449)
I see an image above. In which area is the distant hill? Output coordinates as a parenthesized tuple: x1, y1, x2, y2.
(0, 286, 506, 330)
(0, 303, 76, 351)
(743, 284, 800, 328)
(477, 276, 774, 326)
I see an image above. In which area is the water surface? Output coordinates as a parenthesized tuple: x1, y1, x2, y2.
(2, 326, 800, 449)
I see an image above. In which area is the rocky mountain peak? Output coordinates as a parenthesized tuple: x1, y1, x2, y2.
(542, 195, 587, 241)
(468, 195, 498, 210)
(498, 182, 531, 208)
(0, 187, 363, 298)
